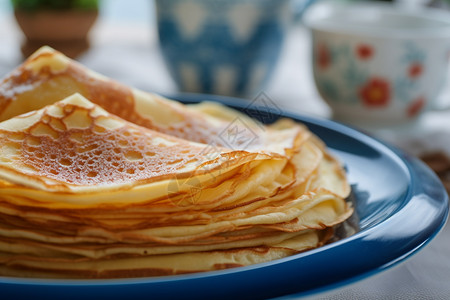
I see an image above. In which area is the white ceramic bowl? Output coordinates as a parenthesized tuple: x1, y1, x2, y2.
(303, 1, 450, 128)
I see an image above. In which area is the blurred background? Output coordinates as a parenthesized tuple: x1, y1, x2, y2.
(0, 0, 174, 95)
(0, 0, 331, 117)
(1, 0, 449, 117)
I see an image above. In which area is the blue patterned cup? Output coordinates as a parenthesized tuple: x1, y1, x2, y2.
(155, 0, 294, 97)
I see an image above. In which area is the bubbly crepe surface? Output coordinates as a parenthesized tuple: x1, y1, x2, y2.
(0, 47, 353, 279)
(0, 94, 252, 190)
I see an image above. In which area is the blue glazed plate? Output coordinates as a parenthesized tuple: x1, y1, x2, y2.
(0, 94, 448, 300)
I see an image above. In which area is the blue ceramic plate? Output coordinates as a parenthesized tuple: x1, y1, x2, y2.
(1, 94, 448, 300)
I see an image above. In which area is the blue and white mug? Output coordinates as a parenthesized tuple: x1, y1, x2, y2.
(155, 0, 294, 97)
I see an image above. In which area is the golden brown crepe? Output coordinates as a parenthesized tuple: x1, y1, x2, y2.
(0, 46, 350, 199)
(0, 46, 302, 156)
(0, 48, 353, 279)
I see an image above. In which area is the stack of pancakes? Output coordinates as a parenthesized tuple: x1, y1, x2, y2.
(0, 47, 352, 278)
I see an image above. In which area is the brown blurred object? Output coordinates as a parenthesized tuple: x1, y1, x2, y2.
(14, 10, 98, 59)
(420, 151, 450, 194)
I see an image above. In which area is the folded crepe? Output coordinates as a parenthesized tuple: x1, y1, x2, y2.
(0, 46, 300, 156)
(0, 46, 350, 197)
(0, 48, 353, 279)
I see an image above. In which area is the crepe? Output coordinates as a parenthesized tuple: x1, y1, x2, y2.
(0, 46, 302, 156)
(0, 46, 350, 198)
(0, 48, 353, 279)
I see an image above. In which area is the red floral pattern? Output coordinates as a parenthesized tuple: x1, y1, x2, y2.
(359, 78, 390, 107)
(407, 97, 426, 117)
(356, 44, 374, 60)
(317, 43, 331, 70)
(408, 63, 423, 79)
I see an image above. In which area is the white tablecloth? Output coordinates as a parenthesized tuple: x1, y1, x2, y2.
(0, 1, 449, 299)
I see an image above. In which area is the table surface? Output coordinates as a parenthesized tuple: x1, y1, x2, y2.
(0, 1, 449, 299)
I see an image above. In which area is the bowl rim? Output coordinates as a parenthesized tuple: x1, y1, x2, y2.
(303, 0, 450, 39)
